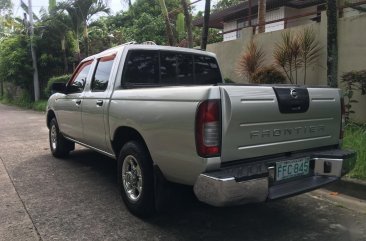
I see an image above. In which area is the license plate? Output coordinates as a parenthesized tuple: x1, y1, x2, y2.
(276, 157, 310, 181)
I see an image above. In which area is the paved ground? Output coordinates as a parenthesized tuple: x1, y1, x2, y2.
(0, 103, 366, 241)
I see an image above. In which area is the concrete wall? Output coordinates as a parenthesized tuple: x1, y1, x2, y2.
(207, 11, 366, 122)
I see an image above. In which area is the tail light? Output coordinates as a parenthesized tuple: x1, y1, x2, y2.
(340, 97, 345, 139)
(195, 100, 221, 157)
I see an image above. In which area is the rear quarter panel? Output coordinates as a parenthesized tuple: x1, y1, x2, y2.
(109, 86, 220, 185)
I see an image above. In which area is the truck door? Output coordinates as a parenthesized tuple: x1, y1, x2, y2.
(56, 60, 93, 140)
(81, 54, 116, 152)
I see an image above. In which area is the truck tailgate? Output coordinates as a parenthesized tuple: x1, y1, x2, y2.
(220, 86, 341, 163)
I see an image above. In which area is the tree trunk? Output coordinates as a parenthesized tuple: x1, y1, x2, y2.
(327, 0, 338, 87)
(61, 36, 68, 73)
(75, 28, 81, 63)
(158, 0, 176, 46)
(181, 0, 193, 48)
(201, 0, 211, 50)
(258, 0, 266, 33)
(0, 79, 3, 98)
(83, 22, 89, 56)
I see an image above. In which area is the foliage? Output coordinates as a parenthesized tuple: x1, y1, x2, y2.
(57, 0, 110, 58)
(341, 70, 366, 122)
(212, 0, 241, 12)
(0, 35, 33, 95)
(343, 122, 366, 180)
(252, 66, 287, 84)
(224, 77, 235, 83)
(44, 74, 71, 97)
(273, 28, 321, 85)
(32, 100, 48, 112)
(236, 40, 265, 82)
(176, 13, 185, 41)
(298, 27, 321, 85)
(273, 31, 300, 84)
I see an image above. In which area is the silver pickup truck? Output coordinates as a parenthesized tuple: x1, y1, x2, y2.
(46, 44, 356, 217)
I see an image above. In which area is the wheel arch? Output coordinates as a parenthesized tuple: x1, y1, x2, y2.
(111, 126, 152, 161)
(46, 110, 56, 129)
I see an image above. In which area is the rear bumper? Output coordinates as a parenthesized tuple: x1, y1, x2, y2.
(193, 149, 356, 207)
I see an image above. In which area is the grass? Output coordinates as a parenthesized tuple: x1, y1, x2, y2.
(0, 97, 48, 112)
(343, 122, 366, 180)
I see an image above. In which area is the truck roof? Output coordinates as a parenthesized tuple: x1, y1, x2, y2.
(82, 44, 216, 62)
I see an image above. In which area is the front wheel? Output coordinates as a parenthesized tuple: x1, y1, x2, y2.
(49, 118, 74, 158)
(118, 141, 155, 217)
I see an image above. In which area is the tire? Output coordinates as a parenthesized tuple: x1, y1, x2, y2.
(118, 141, 155, 217)
(49, 118, 74, 158)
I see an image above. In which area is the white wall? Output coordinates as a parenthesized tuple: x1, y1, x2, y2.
(208, 11, 366, 122)
(223, 21, 238, 41)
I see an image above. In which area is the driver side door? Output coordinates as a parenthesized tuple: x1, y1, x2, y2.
(55, 60, 93, 141)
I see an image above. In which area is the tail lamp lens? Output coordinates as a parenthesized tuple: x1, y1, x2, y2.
(195, 100, 221, 157)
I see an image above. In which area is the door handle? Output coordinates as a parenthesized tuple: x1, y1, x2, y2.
(75, 99, 82, 105)
(96, 100, 103, 107)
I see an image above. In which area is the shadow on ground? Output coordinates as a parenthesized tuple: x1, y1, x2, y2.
(8, 148, 361, 241)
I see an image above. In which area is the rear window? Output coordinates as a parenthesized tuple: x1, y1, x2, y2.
(122, 50, 221, 87)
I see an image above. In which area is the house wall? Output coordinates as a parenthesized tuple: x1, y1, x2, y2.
(284, 5, 318, 28)
(223, 21, 238, 41)
(207, 11, 366, 122)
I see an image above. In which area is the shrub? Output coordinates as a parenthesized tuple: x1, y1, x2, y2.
(252, 66, 287, 84)
(341, 70, 366, 122)
(224, 77, 235, 83)
(44, 74, 71, 97)
(236, 40, 265, 82)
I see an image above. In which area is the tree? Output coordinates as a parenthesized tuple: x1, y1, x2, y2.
(201, 0, 210, 50)
(57, 0, 110, 60)
(180, 0, 192, 48)
(41, 12, 73, 73)
(258, 0, 266, 33)
(327, 0, 338, 87)
(212, 0, 240, 12)
(0, 35, 33, 99)
(158, 0, 176, 46)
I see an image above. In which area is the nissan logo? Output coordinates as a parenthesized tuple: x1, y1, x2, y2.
(290, 88, 298, 99)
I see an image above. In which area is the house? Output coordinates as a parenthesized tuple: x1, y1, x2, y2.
(193, 0, 326, 41)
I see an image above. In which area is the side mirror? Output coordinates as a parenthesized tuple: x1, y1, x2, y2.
(51, 82, 67, 94)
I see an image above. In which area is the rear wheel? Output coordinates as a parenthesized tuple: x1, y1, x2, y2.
(118, 141, 155, 217)
(49, 118, 74, 158)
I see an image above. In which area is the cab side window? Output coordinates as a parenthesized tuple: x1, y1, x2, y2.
(69, 60, 92, 93)
(91, 54, 116, 92)
(122, 50, 159, 85)
(194, 56, 221, 85)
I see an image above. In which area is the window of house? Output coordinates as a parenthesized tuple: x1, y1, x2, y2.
(68, 60, 93, 93)
(91, 54, 116, 92)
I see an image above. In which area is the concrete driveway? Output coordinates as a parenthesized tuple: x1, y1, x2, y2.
(0, 103, 365, 241)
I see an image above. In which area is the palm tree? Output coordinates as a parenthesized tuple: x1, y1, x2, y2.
(158, 0, 176, 46)
(58, 0, 110, 60)
(201, 0, 210, 50)
(42, 12, 72, 73)
(258, 0, 266, 33)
